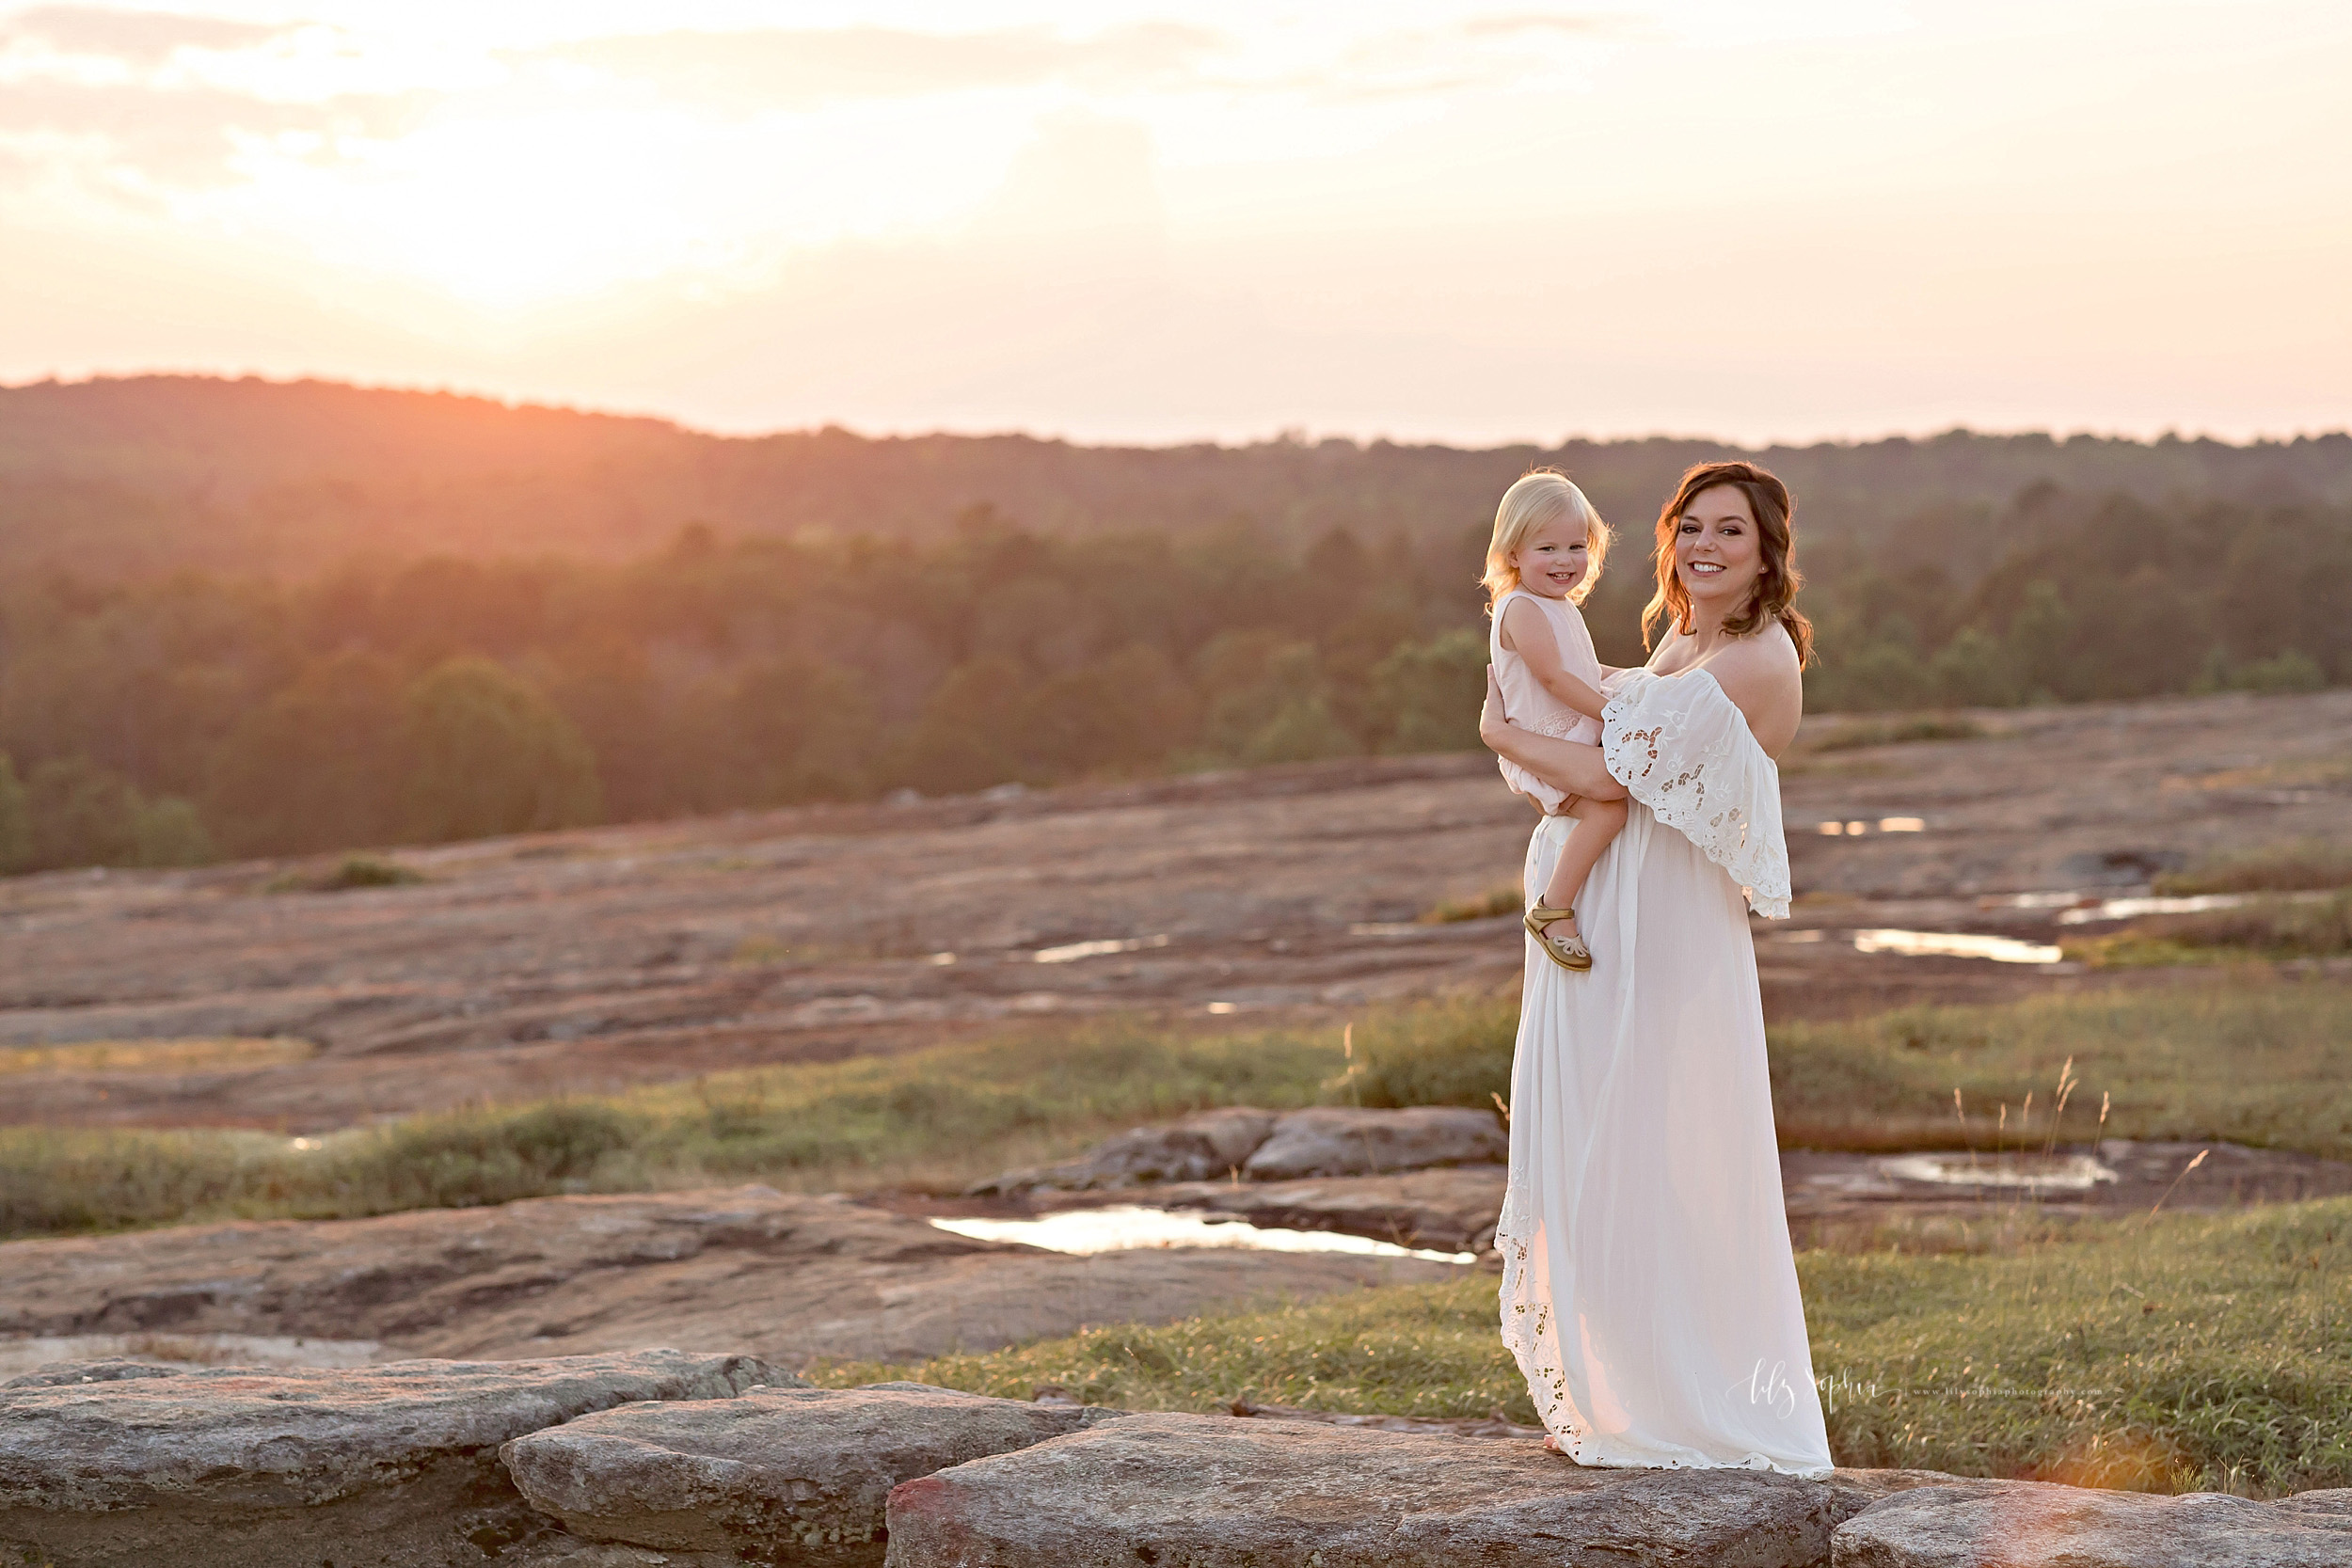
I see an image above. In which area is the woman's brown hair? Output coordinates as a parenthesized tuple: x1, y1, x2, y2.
(1640, 460, 1814, 666)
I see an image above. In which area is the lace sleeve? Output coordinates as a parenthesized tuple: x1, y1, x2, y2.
(1601, 669, 1792, 918)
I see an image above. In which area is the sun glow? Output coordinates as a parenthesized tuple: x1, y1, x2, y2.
(2, 1, 2349, 441)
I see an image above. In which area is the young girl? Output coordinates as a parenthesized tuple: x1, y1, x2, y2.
(1485, 470, 1629, 972)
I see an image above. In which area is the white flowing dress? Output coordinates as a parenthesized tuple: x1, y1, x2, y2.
(1494, 660, 1834, 1477)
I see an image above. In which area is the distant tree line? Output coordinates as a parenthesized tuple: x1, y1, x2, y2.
(6, 375, 2351, 578)
(0, 486, 2344, 874)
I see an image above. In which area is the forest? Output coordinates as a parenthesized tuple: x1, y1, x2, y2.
(7, 375, 2352, 576)
(1, 475, 2345, 874)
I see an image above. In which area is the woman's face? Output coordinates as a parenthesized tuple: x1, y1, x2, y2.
(1675, 484, 1763, 616)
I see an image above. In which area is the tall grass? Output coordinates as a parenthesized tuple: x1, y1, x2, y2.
(819, 1197, 2352, 1497)
(0, 1018, 1355, 1240)
(2067, 892, 2352, 967)
(1768, 979, 2352, 1157)
(2154, 840, 2352, 896)
(9, 979, 2349, 1240)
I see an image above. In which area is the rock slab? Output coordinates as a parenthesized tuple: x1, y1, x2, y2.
(1243, 1105, 1508, 1180)
(505, 1383, 1122, 1565)
(972, 1106, 1279, 1192)
(0, 1186, 1457, 1369)
(883, 1411, 1844, 1567)
(1139, 1164, 1508, 1252)
(1833, 1481, 2352, 1566)
(0, 1349, 785, 1568)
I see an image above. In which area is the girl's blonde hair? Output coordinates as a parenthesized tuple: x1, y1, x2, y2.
(1481, 468, 1610, 609)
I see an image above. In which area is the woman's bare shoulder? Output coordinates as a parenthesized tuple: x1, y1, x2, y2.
(1720, 620, 1802, 679)
(1704, 624, 1804, 752)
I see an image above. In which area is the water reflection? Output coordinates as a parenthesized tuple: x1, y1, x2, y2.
(1879, 1152, 2118, 1192)
(2054, 893, 2249, 926)
(1851, 928, 2064, 964)
(1033, 935, 1171, 963)
(930, 1205, 1474, 1265)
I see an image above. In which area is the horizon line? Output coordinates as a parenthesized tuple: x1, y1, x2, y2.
(8, 369, 2350, 455)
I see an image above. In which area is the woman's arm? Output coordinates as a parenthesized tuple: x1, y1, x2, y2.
(1501, 598, 1606, 721)
(1481, 672, 1622, 800)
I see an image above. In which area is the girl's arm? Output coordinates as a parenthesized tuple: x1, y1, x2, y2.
(1501, 598, 1606, 721)
(1481, 672, 1620, 799)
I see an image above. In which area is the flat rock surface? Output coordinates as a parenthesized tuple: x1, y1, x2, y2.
(1833, 1480, 2352, 1566)
(0, 1349, 774, 1568)
(7, 689, 2349, 1132)
(1785, 1138, 2352, 1222)
(1057, 1165, 1512, 1253)
(1243, 1105, 1508, 1179)
(974, 1105, 1279, 1193)
(883, 1411, 1849, 1567)
(504, 1384, 1122, 1565)
(0, 1187, 1459, 1370)
(985, 1140, 2352, 1257)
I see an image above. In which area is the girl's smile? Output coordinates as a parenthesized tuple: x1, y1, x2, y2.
(1510, 516, 1591, 597)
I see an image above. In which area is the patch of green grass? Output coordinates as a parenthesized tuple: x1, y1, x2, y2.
(818, 1198, 2352, 1497)
(2155, 841, 2352, 896)
(2067, 894, 2352, 968)
(816, 1277, 1518, 1427)
(1332, 996, 1518, 1110)
(0, 1037, 315, 1076)
(1804, 713, 1991, 753)
(1417, 885, 1522, 924)
(264, 853, 423, 893)
(0, 1015, 1361, 1240)
(1806, 1198, 2352, 1494)
(14, 979, 2350, 1239)
(1767, 979, 2352, 1158)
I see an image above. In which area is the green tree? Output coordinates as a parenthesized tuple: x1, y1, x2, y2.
(2004, 578, 2074, 700)
(401, 657, 602, 842)
(1015, 644, 1199, 775)
(2236, 649, 2327, 694)
(1371, 628, 1488, 753)
(131, 797, 214, 866)
(203, 652, 407, 857)
(0, 753, 28, 873)
(895, 655, 1024, 793)
(725, 656, 867, 804)
(1928, 626, 2021, 708)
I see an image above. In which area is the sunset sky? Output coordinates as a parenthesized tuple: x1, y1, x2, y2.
(3, 1, 2348, 445)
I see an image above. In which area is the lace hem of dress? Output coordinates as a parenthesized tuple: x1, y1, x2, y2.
(1599, 668, 1792, 919)
(1493, 1199, 1577, 1451)
(1497, 1198, 1835, 1477)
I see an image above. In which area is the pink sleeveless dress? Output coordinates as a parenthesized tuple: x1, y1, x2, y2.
(1488, 587, 1603, 814)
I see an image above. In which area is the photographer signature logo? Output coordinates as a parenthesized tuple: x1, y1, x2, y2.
(1732, 1358, 1802, 1418)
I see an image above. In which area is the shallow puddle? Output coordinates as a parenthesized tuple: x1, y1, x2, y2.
(1849, 928, 2065, 964)
(1032, 935, 1170, 964)
(929, 1206, 1474, 1265)
(1878, 1152, 2118, 1192)
(2053, 893, 2251, 926)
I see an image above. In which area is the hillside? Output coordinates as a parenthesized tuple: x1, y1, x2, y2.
(6, 374, 2350, 577)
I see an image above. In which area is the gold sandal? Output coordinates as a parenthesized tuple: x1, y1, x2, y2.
(1524, 905, 1593, 973)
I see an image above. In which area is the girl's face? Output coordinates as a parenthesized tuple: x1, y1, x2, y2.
(1675, 485, 1763, 613)
(1510, 513, 1590, 599)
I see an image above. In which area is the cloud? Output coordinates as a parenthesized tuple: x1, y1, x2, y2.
(1458, 13, 1617, 40)
(540, 22, 1228, 112)
(0, 80, 421, 190)
(0, 5, 291, 66)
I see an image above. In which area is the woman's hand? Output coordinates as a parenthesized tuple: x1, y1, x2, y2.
(1480, 669, 1511, 753)
(1483, 668, 1621, 800)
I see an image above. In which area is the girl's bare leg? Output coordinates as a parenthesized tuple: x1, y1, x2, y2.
(1536, 796, 1629, 944)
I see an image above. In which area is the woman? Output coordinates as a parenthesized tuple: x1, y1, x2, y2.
(1480, 460, 1833, 1477)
